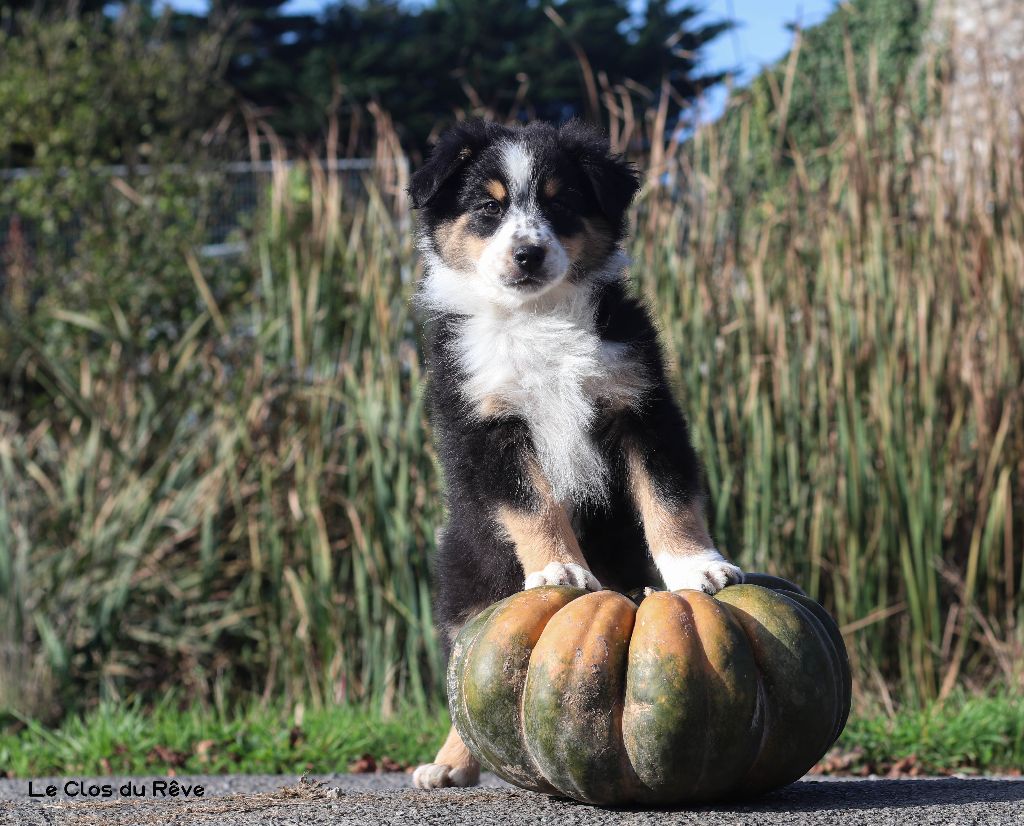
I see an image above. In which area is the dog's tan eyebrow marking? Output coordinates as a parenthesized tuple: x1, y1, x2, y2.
(542, 177, 562, 199)
(484, 179, 508, 201)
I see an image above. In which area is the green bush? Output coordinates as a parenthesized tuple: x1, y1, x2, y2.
(719, 0, 926, 196)
(0, 7, 236, 349)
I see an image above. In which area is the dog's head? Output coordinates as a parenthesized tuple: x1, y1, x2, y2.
(410, 119, 639, 311)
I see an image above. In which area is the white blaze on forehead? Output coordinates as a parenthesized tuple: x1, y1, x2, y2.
(499, 141, 534, 197)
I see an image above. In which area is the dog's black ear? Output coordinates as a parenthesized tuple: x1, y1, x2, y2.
(409, 120, 497, 209)
(558, 120, 640, 229)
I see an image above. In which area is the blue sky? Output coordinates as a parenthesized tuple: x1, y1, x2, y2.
(698, 0, 834, 117)
(700, 0, 833, 84)
(167, 0, 836, 114)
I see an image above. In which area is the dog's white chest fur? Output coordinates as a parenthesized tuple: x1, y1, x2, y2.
(453, 288, 640, 504)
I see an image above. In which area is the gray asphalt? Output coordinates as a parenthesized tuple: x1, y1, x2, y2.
(1, 773, 1021, 825)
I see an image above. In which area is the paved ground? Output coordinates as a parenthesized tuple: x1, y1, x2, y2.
(1, 773, 1021, 825)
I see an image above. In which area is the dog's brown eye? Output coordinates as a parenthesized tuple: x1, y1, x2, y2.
(479, 200, 502, 217)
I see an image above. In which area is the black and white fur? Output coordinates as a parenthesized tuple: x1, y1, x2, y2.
(409, 120, 742, 789)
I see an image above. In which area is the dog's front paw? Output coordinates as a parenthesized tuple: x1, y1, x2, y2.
(412, 761, 480, 789)
(657, 549, 743, 595)
(524, 561, 601, 591)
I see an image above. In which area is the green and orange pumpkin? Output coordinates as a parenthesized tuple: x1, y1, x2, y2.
(447, 574, 850, 805)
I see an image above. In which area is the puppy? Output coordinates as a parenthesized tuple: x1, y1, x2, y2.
(408, 120, 742, 789)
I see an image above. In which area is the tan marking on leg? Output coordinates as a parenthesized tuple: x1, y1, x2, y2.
(414, 725, 480, 788)
(626, 446, 713, 559)
(434, 725, 479, 778)
(497, 462, 588, 574)
(497, 505, 586, 573)
(436, 214, 489, 271)
(485, 179, 508, 201)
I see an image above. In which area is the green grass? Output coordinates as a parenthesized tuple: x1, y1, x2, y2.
(1, 694, 1020, 778)
(828, 692, 1024, 776)
(0, 700, 450, 777)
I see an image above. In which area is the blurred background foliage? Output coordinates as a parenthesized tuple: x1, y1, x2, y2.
(1, 0, 730, 159)
(0, 0, 1021, 727)
(722, 0, 926, 194)
(0, 5, 238, 347)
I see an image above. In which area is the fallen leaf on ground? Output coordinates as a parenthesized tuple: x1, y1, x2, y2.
(887, 754, 921, 778)
(379, 756, 406, 772)
(812, 747, 866, 774)
(194, 739, 216, 763)
(348, 753, 376, 773)
(147, 744, 188, 767)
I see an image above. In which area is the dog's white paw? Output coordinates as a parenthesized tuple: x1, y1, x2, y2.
(524, 561, 601, 591)
(657, 549, 743, 595)
(412, 762, 479, 789)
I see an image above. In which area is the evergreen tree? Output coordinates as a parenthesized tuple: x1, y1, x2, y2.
(3, 0, 733, 156)
(222, 0, 732, 152)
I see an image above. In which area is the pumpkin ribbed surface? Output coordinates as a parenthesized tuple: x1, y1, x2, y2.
(447, 574, 851, 805)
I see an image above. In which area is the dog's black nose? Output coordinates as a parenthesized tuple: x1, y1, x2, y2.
(513, 245, 546, 274)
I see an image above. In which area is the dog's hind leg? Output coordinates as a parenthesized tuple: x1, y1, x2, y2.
(412, 725, 480, 789)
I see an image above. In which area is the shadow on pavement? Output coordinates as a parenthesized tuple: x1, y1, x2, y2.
(723, 779, 1024, 813)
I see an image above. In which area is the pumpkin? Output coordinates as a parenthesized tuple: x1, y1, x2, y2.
(446, 573, 850, 805)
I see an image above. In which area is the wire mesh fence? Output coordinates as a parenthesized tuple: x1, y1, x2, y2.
(0, 158, 377, 285)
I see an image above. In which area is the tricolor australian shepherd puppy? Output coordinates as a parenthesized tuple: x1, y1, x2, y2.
(408, 119, 743, 789)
